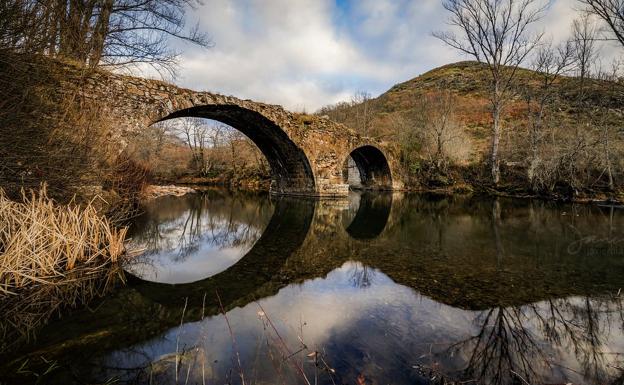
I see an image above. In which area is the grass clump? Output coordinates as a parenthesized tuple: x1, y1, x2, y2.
(0, 187, 127, 297)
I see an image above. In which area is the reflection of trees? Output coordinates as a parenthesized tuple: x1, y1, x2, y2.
(128, 192, 273, 265)
(449, 295, 624, 385)
(0, 264, 123, 355)
(491, 198, 505, 268)
(451, 306, 546, 384)
(348, 262, 375, 288)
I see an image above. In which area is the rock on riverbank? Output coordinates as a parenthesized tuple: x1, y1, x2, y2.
(141, 185, 197, 200)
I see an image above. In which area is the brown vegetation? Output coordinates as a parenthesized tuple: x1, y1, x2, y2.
(128, 118, 271, 189)
(0, 187, 126, 296)
(0, 51, 148, 218)
(0, 187, 128, 351)
(318, 60, 624, 200)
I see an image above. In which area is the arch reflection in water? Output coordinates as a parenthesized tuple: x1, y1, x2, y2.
(125, 190, 274, 284)
(344, 191, 393, 239)
(127, 189, 392, 285)
(132, 193, 317, 306)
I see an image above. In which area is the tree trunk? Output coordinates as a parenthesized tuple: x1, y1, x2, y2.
(88, 0, 112, 67)
(436, 130, 443, 170)
(230, 142, 237, 175)
(527, 102, 543, 188)
(603, 125, 614, 190)
(491, 99, 501, 186)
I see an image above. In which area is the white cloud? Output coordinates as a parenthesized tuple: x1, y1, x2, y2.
(158, 0, 622, 111)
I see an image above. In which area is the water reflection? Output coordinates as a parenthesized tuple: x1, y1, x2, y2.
(2, 191, 624, 385)
(126, 190, 274, 283)
(449, 295, 624, 385)
(98, 263, 624, 385)
(344, 192, 392, 239)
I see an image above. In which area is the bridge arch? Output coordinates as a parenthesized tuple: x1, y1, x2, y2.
(342, 145, 393, 190)
(69, 64, 404, 196)
(159, 105, 316, 195)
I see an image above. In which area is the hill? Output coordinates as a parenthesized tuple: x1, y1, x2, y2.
(318, 61, 624, 201)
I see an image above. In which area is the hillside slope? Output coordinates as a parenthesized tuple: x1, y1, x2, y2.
(319, 61, 624, 200)
(379, 61, 622, 159)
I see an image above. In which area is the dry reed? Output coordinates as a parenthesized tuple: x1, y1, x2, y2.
(0, 186, 128, 296)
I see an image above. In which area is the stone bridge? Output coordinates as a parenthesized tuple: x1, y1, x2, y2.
(76, 69, 404, 196)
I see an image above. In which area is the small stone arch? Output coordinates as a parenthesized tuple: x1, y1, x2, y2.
(342, 145, 393, 190)
(159, 105, 316, 196)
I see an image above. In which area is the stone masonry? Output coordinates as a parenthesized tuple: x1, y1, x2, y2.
(69, 67, 404, 196)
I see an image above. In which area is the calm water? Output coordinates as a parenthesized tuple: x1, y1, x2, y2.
(2, 188, 624, 385)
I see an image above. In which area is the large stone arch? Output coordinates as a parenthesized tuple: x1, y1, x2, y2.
(159, 105, 315, 195)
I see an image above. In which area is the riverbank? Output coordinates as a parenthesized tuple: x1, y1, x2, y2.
(144, 179, 624, 206)
(141, 185, 198, 200)
(404, 183, 624, 205)
(0, 187, 130, 352)
(401, 161, 624, 205)
(175, 175, 271, 191)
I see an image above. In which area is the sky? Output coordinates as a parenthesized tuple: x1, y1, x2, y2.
(161, 0, 619, 111)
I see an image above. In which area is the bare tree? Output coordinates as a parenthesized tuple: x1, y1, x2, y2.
(226, 129, 246, 176)
(524, 41, 575, 186)
(594, 63, 621, 190)
(434, 0, 546, 185)
(579, 0, 624, 48)
(0, 0, 212, 75)
(418, 91, 468, 170)
(572, 14, 600, 86)
(172, 118, 225, 177)
(352, 91, 375, 136)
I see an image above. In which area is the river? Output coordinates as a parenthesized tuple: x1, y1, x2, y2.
(2, 188, 624, 384)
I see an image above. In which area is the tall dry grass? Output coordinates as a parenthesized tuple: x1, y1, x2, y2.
(0, 187, 127, 296)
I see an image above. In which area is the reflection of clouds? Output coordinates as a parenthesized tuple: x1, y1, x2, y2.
(126, 194, 271, 284)
(126, 244, 253, 284)
(102, 262, 476, 383)
(103, 261, 624, 384)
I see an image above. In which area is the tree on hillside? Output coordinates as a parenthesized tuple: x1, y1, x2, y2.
(0, 0, 211, 75)
(577, 1, 623, 190)
(434, 0, 546, 185)
(579, 0, 624, 48)
(523, 41, 575, 188)
(417, 91, 468, 171)
(572, 14, 600, 87)
(352, 91, 375, 136)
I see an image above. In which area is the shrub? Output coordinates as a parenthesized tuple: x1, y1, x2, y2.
(0, 187, 127, 296)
